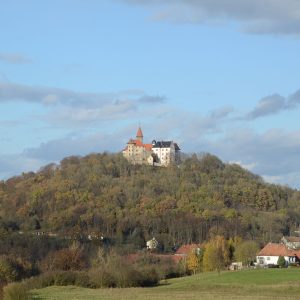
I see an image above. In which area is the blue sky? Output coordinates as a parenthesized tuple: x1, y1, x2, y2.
(1, 0, 300, 188)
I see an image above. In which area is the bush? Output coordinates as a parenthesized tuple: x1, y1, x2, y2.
(137, 268, 159, 287)
(267, 264, 279, 268)
(74, 272, 91, 288)
(277, 256, 286, 268)
(88, 268, 115, 288)
(33, 272, 55, 288)
(134, 253, 181, 280)
(3, 282, 29, 300)
(41, 246, 86, 272)
(53, 271, 77, 286)
(2, 254, 162, 298)
(0, 255, 38, 284)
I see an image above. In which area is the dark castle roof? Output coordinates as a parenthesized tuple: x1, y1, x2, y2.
(152, 141, 180, 150)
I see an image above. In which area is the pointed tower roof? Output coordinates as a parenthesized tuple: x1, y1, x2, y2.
(136, 126, 143, 138)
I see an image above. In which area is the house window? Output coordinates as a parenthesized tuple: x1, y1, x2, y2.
(267, 257, 270, 260)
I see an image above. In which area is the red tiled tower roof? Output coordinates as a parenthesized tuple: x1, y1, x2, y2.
(136, 127, 143, 138)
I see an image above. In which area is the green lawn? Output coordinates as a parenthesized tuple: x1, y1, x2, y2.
(32, 268, 300, 300)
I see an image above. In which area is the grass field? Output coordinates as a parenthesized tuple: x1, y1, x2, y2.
(32, 268, 300, 300)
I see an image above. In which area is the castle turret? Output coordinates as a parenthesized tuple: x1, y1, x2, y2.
(136, 126, 143, 143)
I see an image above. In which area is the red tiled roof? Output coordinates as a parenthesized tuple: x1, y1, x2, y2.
(257, 243, 300, 258)
(126, 139, 152, 151)
(175, 244, 201, 256)
(136, 127, 143, 138)
(144, 144, 152, 151)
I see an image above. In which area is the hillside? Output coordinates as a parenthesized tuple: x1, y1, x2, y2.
(1, 152, 300, 251)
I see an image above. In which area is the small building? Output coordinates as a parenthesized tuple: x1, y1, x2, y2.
(281, 236, 300, 250)
(146, 237, 158, 250)
(256, 243, 300, 266)
(229, 262, 243, 271)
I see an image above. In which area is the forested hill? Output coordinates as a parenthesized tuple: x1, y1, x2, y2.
(1, 153, 300, 250)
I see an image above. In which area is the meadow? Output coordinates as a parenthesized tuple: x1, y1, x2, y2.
(32, 268, 300, 300)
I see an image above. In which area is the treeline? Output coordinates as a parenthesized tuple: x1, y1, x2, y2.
(1, 152, 300, 250)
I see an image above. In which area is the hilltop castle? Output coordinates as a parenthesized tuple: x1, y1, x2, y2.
(122, 127, 181, 166)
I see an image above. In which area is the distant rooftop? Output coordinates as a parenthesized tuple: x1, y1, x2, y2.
(257, 243, 300, 258)
(152, 141, 180, 150)
(283, 236, 300, 243)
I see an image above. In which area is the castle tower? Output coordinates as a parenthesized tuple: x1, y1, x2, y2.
(136, 126, 143, 143)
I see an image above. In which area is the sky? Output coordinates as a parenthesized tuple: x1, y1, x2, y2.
(1, 0, 300, 188)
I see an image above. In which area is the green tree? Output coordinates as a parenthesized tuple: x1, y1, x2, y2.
(234, 240, 259, 266)
(277, 256, 286, 268)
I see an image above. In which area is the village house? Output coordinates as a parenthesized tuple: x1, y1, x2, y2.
(122, 127, 181, 166)
(152, 140, 181, 166)
(256, 239, 300, 267)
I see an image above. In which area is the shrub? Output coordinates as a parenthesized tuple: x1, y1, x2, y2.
(137, 267, 159, 287)
(267, 264, 279, 268)
(0, 255, 38, 285)
(277, 256, 286, 268)
(34, 272, 55, 288)
(88, 268, 115, 288)
(74, 272, 91, 288)
(0, 256, 18, 283)
(3, 282, 29, 300)
(53, 271, 77, 286)
(41, 246, 86, 272)
(134, 253, 181, 280)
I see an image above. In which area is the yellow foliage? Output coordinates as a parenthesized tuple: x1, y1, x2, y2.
(187, 251, 200, 274)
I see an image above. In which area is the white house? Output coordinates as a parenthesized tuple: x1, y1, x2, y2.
(151, 140, 180, 166)
(256, 243, 300, 266)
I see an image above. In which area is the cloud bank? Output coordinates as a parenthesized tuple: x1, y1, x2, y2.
(246, 89, 300, 119)
(120, 0, 300, 35)
(0, 53, 32, 64)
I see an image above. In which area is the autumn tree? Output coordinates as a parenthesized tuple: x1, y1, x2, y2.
(186, 251, 200, 275)
(203, 236, 230, 274)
